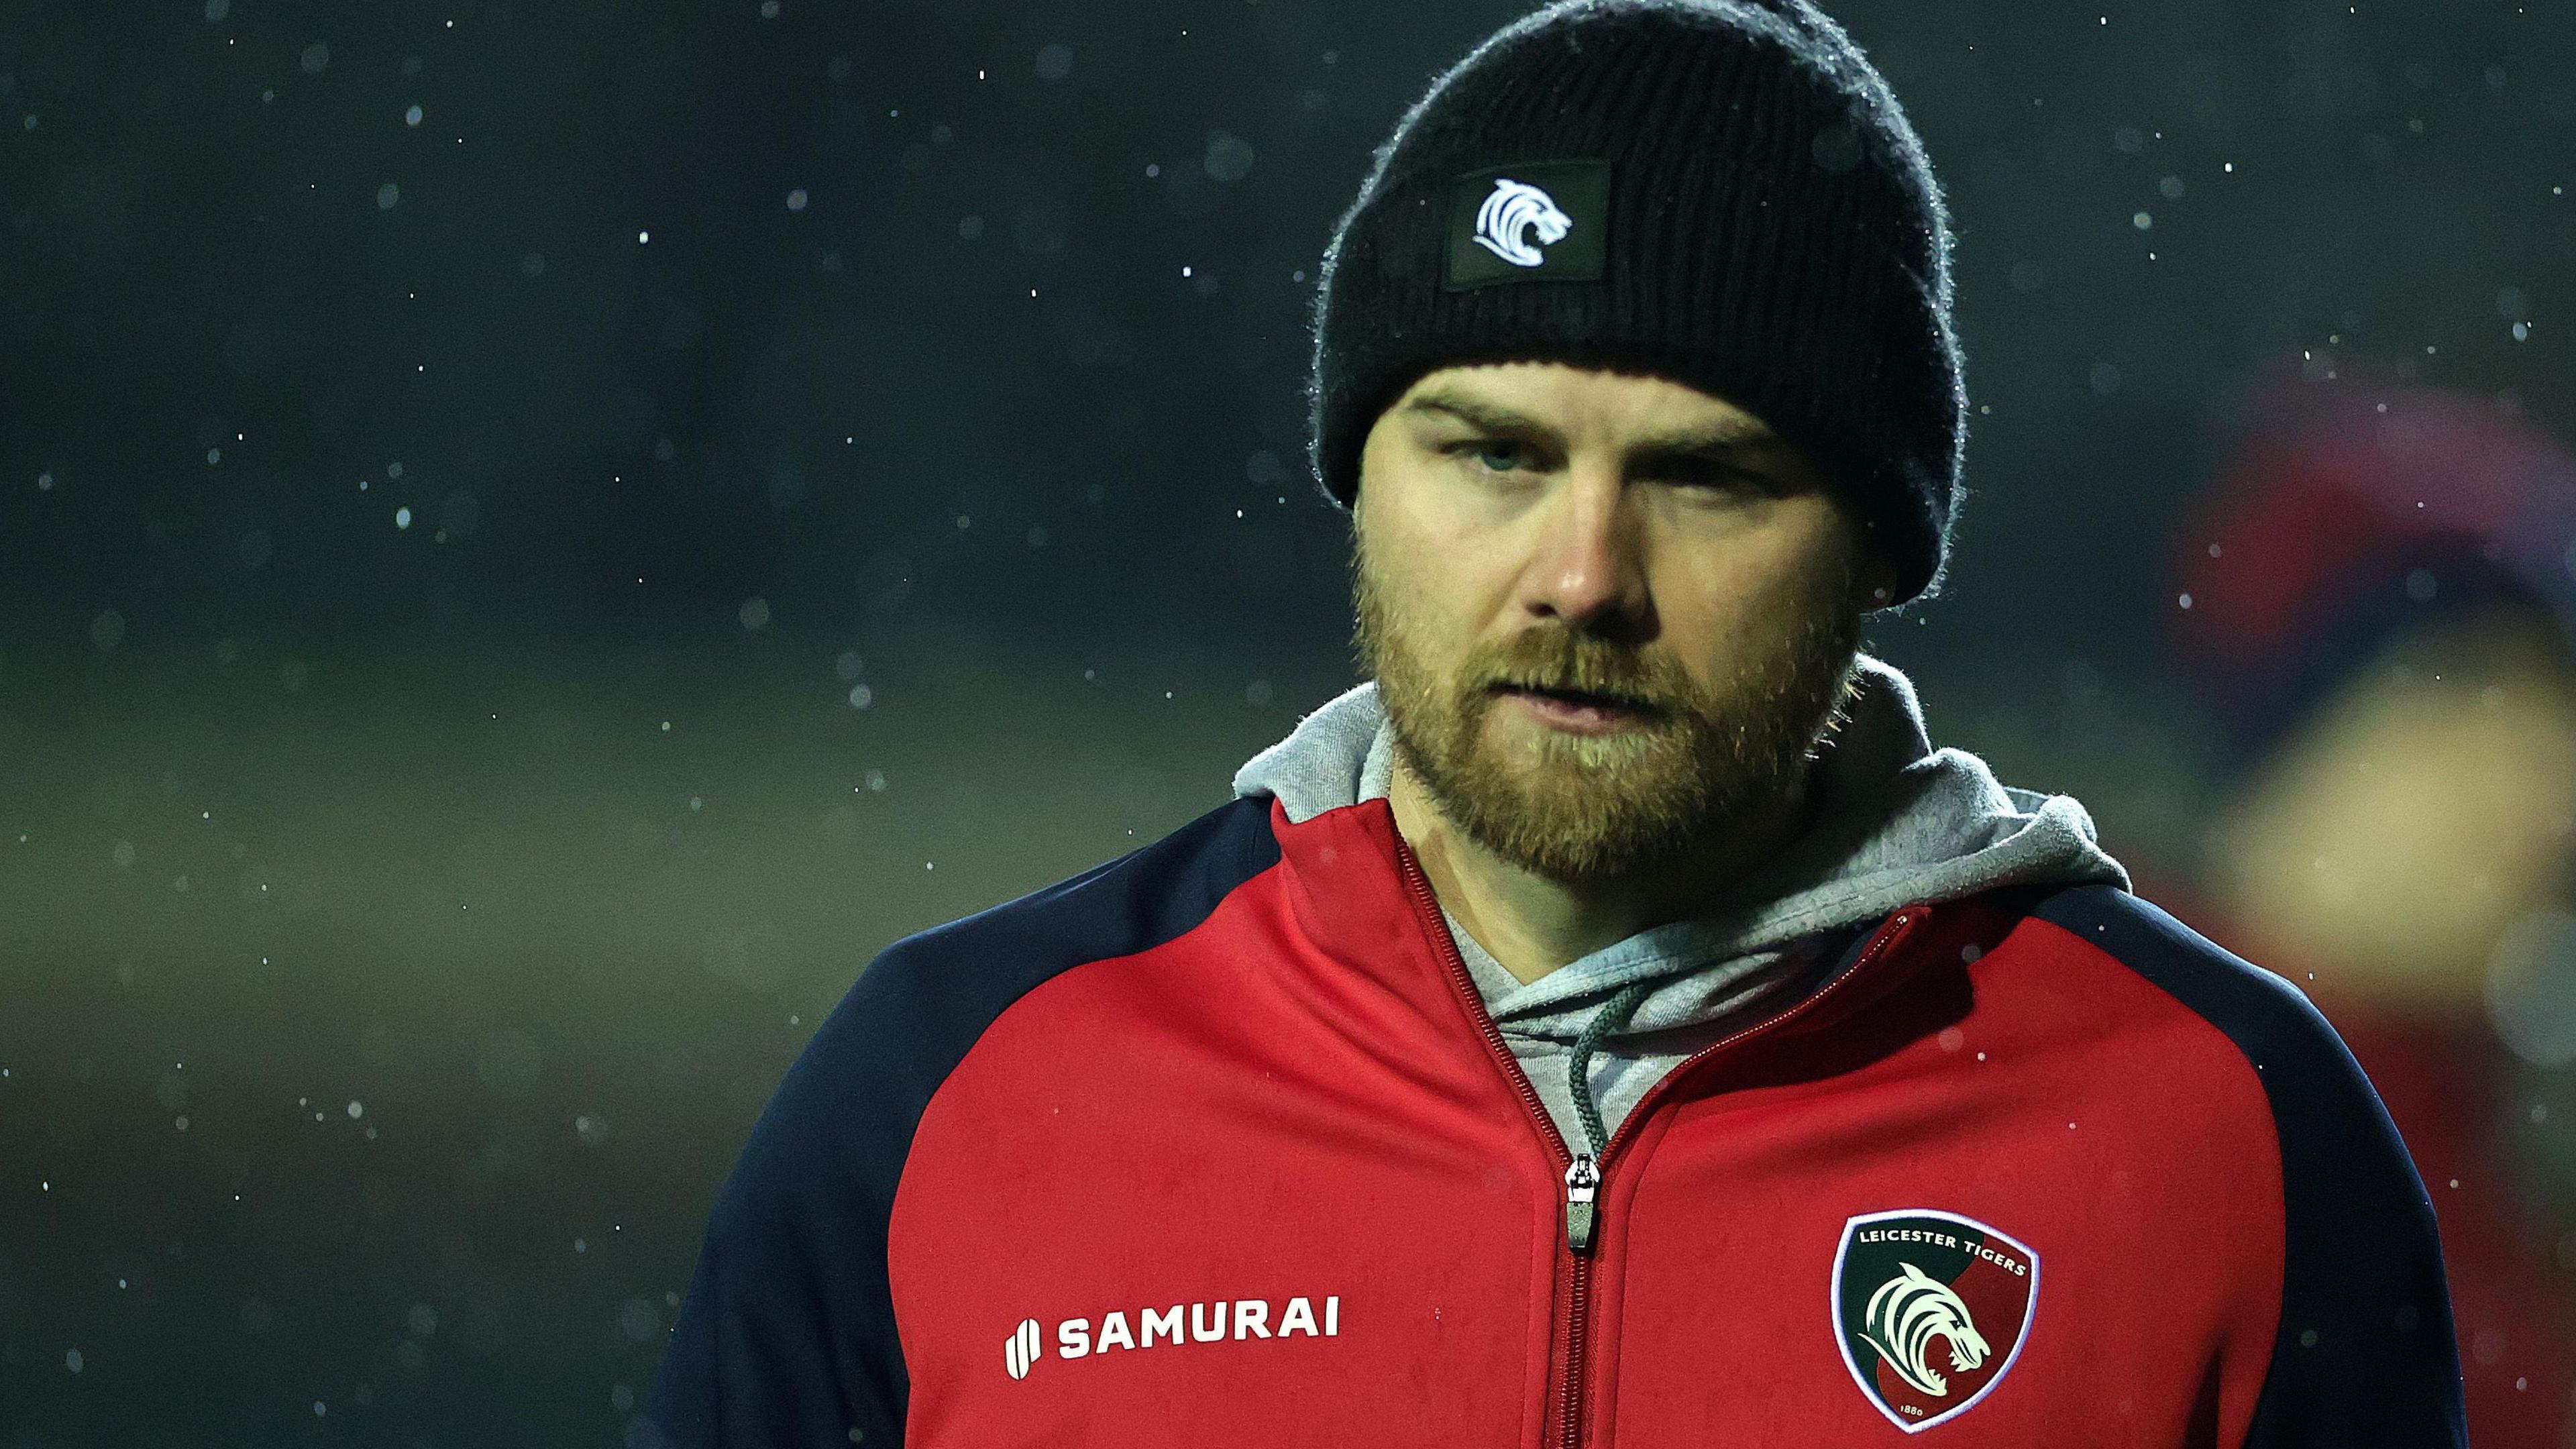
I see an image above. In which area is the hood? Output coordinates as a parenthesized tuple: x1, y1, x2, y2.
(1230, 652, 2131, 1049)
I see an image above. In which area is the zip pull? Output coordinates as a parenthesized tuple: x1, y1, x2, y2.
(1564, 1154, 1601, 1255)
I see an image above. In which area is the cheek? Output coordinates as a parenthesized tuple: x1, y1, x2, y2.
(1366, 502, 1495, 637)
(1658, 544, 1806, 642)
(1377, 558, 1472, 664)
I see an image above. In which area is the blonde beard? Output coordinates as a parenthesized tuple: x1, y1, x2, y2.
(1350, 521, 1865, 886)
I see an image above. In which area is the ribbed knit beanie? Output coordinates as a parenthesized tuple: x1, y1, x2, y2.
(1308, 0, 1966, 608)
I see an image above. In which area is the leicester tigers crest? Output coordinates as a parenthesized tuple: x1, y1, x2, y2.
(1831, 1210, 2039, 1433)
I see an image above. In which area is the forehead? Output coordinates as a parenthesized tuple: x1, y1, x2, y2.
(1392, 361, 1780, 445)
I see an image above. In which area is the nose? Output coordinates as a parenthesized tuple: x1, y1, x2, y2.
(1519, 463, 1648, 635)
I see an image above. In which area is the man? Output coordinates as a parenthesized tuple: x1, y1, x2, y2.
(641, 2, 2466, 1444)
(2155, 368, 2576, 1446)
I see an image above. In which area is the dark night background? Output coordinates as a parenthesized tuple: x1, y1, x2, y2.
(3, 0, 2572, 1442)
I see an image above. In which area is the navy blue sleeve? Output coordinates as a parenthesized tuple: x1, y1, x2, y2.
(2035, 884, 2467, 1448)
(635, 796, 1279, 1448)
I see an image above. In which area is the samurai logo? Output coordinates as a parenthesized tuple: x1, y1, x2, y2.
(1004, 1318, 1042, 1381)
(1470, 178, 1573, 268)
(1832, 1210, 2038, 1433)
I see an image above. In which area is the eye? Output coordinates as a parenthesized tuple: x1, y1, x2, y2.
(1444, 439, 1533, 476)
(1664, 459, 1782, 495)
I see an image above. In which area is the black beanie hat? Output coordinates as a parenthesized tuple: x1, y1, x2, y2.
(1307, 0, 1966, 608)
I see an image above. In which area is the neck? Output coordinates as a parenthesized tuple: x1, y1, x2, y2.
(1388, 752, 1817, 987)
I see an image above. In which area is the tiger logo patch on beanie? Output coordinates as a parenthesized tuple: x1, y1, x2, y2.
(1470, 178, 1573, 267)
(1444, 159, 1610, 290)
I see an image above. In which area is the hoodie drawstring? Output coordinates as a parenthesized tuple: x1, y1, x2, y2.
(1559, 977, 1654, 1255)
(1566, 978, 1654, 1158)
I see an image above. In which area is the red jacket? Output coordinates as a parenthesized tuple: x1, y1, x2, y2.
(641, 790, 2465, 1447)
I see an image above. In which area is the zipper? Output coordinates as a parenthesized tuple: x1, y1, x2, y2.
(1389, 833, 1921, 1449)
(1562, 1155, 1601, 1254)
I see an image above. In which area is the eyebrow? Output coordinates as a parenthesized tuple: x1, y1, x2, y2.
(1399, 389, 1784, 460)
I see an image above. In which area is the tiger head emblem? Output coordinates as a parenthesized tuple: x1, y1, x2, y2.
(1858, 1262, 1992, 1399)
(1470, 178, 1574, 268)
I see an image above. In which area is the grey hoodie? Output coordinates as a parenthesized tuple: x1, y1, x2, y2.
(1230, 651, 2131, 1157)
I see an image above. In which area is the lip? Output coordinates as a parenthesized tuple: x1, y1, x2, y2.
(1499, 686, 1650, 736)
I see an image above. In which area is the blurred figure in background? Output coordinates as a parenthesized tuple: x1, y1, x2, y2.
(2161, 361, 2576, 1446)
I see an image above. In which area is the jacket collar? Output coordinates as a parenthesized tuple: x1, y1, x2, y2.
(1233, 653, 2130, 1040)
